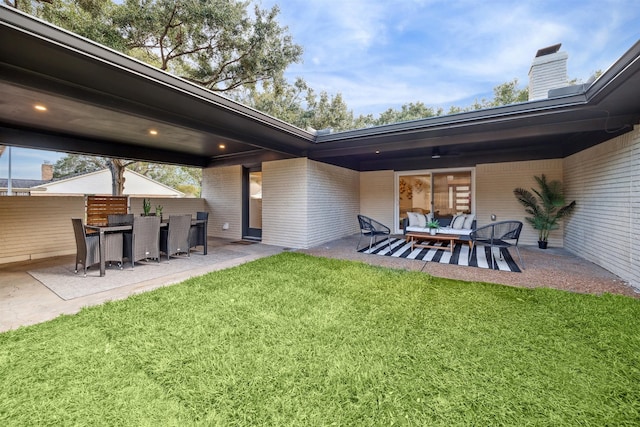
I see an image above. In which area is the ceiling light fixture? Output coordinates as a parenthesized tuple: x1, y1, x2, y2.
(431, 147, 441, 159)
(34, 104, 47, 112)
(149, 129, 158, 135)
(218, 144, 226, 149)
(375, 150, 380, 154)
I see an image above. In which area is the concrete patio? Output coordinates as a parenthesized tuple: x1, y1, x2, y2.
(1, 235, 637, 333)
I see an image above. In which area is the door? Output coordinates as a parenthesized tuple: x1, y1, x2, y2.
(242, 167, 262, 240)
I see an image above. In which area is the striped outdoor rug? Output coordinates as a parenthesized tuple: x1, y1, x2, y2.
(359, 237, 521, 272)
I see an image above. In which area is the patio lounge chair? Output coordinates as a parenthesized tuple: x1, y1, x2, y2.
(468, 220, 524, 270)
(124, 216, 161, 268)
(72, 218, 123, 276)
(160, 215, 191, 261)
(357, 214, 391, 253)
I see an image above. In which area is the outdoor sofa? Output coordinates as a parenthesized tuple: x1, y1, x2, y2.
(402, 212, 476, 236)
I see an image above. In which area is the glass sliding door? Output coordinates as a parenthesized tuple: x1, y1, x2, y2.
(432, 171, 472, 219)
(397, 169, 473, 232)
(398, 174, 432, 230)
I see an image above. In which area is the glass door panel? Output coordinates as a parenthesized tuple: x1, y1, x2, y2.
(432, 171, 472, 218)
(243, 168, 262, 239)
(398, 174, 431, 230)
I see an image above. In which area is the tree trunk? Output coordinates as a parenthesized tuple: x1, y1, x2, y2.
(107, 159, 126, 196)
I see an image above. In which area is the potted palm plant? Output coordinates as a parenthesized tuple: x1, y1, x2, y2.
(513, 174, 576, 249)
(142, 198, 151, 216)
(427, 219, 440, 236)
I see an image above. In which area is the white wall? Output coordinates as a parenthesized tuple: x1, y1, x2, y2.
(0, 196, 87, 263)
(201, 165, 242, 240)
(476, 160, 564, 246)
(360, 170, 395, 230)
(564, 125, 640, 288)
(261, 158, 360, 248)
(34, 169, 183, 197)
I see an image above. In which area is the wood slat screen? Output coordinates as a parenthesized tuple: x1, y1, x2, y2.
(86, 195, 128, 226)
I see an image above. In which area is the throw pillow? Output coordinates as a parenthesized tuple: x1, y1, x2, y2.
(425, 212, 433, 223)
(462, 214, 475, 229)
(416, 213, 427, 228)
(451, 214, 466, 230)
(407, 212, 419, 227)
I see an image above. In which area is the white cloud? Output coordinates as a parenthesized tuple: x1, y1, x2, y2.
(262, 0, 639, 116)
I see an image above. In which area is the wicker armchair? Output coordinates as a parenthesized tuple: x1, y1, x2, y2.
(72, 218, 123, 276)
(124, 216, 160, 268)
(468, 220, 524, 270)
(188, 211, 208, 253)
(160, 215, 192, 261)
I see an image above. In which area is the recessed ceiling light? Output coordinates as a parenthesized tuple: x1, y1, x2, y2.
(34, 104, 47, 112)
(375, 150, 380, 154)
(149, 129, 158, 135)
(218, 144, 226, 149)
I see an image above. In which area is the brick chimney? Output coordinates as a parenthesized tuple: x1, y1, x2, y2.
(528, 43, 568, 101)
(41, 162, 53, 181)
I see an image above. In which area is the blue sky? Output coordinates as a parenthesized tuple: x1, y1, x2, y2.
(2, 0, 639, 179)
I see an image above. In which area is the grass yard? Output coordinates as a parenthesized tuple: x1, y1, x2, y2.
(1, 252, 639, 426)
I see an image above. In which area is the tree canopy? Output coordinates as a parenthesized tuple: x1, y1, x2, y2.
(13, 0, 535, 194)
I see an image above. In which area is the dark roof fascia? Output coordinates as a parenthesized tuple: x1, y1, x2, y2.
(584, 39, 640, 104)
(0, 6, 315, 143)
(313, 94, 589, 145)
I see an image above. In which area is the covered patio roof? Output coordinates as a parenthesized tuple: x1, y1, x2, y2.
(2, 6, 640, 172)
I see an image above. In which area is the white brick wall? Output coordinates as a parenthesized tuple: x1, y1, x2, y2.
(564, 125, 640, 288)
(262, 158, 308, 248)
(262, 158, 359, 248)
(528, 51, 568, 100)
(0, 196, 86, 263)
(476, 160, 564, 246)
(360, 170, 395, 231)
(307, 160, 360, 247)
(202, 165, 242, 240)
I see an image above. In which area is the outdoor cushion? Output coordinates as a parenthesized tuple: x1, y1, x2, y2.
(405, 225, 472, 236)
(451, 214, 466, 229)
(406, 212, 419, 227)
(407, 211, 427, 227)
(462, 214, 475, 229)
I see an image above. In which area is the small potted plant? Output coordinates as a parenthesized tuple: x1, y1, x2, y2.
(142, 198, 151, 216)
(427, 219, 440, 236)
(155, 204, 163, 218)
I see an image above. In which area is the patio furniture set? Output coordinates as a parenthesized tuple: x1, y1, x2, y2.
(72, 212, 209, 276)
(357, 213, 524, 270)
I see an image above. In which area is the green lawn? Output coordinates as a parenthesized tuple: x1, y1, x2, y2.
(1, 253, 639, 426)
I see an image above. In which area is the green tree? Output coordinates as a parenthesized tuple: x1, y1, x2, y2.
(12, 0, 302, 194)
(53, 154, 107, 178)
(113, 0, 303, 92)
(236, 77, 354, 132)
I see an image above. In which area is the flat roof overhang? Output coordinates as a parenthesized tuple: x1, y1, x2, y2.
(1, 6, 639, 172)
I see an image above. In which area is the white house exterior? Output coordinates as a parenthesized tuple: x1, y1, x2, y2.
(30, 169, 184, 197)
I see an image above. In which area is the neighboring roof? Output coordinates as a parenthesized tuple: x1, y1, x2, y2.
(28, 168, 184, 196)
(0, 178, 48, 188)
(1, 5, 639, 172)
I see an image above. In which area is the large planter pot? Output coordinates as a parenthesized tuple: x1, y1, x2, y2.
(538, 240, 548, 249)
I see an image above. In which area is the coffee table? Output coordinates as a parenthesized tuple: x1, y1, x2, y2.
(405, 232, 465, 254)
